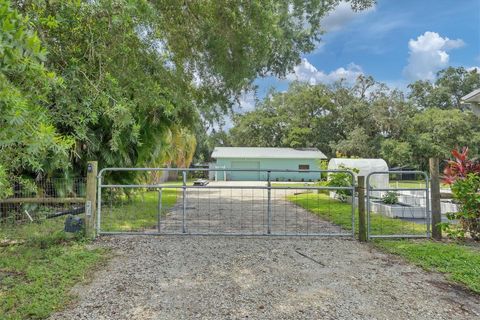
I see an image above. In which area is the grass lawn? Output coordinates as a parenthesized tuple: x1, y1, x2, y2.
(289, 193, 480, 294)
(376, 240, 480, 293)
(389, 180, 450, 189)
(0, 220, 106, 319)
(101, 188, 179, 231)
(290, 193, 427, 236)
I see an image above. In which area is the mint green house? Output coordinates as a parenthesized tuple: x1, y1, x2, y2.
(211, 147, 327, 181)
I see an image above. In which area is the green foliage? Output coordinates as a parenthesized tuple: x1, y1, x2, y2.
(0, 164, 13, 198)
(442, 174, 480, 240)
(376, 240, 480, 294)
(101, 189, 178, 231)
(288, 193, 426, 235)
(194, 128, 233, 163)
(229, 82, 346, 155)
(333, 126, 373, 158)
(409, 108, 479, 160)
(408, 67, 480, 110)
(228, 76, 416, 159)
(317, 159, 329, 180)
(380, 140, 413, 167)
(441, 148, 480, 240)
(0, 0, 73, 179)
(1, 0, 375, 184)
(0, 243, 105, 319)
(381, 191, 399, 205)
(227, 67, 480, 170)
(21, 0, 197, 175)
(326, 165, 359, 202)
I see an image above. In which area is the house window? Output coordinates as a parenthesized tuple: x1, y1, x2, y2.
(298, 164, 309, 170)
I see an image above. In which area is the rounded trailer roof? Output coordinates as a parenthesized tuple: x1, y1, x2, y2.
(327, 158, 388, 173)
(328, 158, 390, 189)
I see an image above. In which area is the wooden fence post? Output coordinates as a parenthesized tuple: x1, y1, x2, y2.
(429, 157, 442, 240)
(357, 176, 367, 242)
(85, 161, 98, 238)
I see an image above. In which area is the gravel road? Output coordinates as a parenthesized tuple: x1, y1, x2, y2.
(50, 236, 480, 320)
(160, 185, 343, 235)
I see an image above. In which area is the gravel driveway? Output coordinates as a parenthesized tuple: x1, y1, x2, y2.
(50, 236, 480, 320)
(159, 182, 345, 235)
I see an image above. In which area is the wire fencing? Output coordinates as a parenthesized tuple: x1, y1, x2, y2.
(0, 177, 86, 225)
(367, 171, 431, 239)
(0, 168, 437, 240)
(98, 168, 356, 236)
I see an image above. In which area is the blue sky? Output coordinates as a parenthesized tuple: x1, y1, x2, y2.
(238, 0, 480, 112)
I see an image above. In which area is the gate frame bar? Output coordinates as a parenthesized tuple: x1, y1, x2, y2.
(96, 167, 356, 237)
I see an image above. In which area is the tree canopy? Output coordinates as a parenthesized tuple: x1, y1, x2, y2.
(227, 67, 480, 170)
(1, 0, 375, 183)
(0, 0, 72, 192)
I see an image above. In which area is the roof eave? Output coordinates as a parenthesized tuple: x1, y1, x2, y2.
(462, 88, 480, 103)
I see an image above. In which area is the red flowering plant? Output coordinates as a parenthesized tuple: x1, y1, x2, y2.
(443, 147, 480, 184)
(442, 147, 480, 240)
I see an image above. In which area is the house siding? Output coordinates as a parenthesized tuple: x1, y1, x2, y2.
(213, 158, 321, 181)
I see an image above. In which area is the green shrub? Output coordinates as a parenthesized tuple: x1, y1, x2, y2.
(0, 165, 12, 198)
(442, 147, 480, 240)
(382, 191, 399, 205)
(326, 165, 359, 202)
(442, 174, 480, 240)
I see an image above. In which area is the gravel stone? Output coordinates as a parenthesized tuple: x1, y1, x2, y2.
(50, 236, 480, 320)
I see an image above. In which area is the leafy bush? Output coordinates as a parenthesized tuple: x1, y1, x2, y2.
(0, 0, 73, 181)
(316, 159, 329, 181)
(442, 147, 480, 240)
(327, 165, 359, 202)
(382, 191, 399, 205)
(443, 147, 480, 184)
(0, 165, 12, 198)
(444, 174, 480, 240)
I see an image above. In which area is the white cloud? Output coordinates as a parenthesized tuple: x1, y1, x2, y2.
(403, 31, 465, 81)
(322, 1, 375, 32)
(286, 58, 363, 85)
(467, 66, 480, 74)
(233, 91, 257, 112)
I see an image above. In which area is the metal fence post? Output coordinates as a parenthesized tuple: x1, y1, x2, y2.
(182, 170, 187, 233)
(357, 176, 367, 242)
(157, 188, 163, 233)
(425, 176, 431, 238)
(351, 174, 356, 239)
(366, 175, 371, 240)
(85, 161, 97, 239)
(96, 171, 102, 236)
(429, 158, 442, 240)
(267, 170, 272, 235)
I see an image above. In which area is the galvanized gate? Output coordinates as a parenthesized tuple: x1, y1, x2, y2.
(366, 171, 431, 239)
(97, 168, 356, 237)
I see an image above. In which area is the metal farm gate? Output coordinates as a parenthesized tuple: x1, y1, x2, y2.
(366, 171, 431, 239)
(96, 168, 356, 237)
